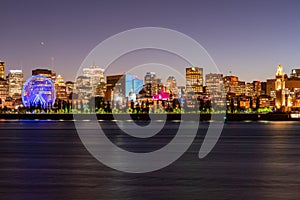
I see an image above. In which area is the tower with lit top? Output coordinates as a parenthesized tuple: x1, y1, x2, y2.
(275, 64, 287, 110)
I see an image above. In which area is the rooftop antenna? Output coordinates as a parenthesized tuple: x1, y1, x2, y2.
(51, 57, 55, 71)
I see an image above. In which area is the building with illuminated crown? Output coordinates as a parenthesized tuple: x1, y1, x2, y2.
(54, 75, 67, 100)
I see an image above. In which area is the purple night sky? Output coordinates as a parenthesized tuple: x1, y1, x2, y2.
(0, 0, 299, 83)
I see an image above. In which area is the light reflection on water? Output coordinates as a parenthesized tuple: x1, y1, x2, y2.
(0, 121, 300, 199)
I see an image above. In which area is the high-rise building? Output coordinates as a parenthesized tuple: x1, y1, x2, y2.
(144, 72, 157, 97)
(261, 82, 267, 95)
(0, 61, 5, 80)
(223, 75, 245, 95)
(205, 73, 223, 94)
(83, 65, 105, 97)
(275, 64, 288, 109)
(106, 74, 143, 101)
(32, 68, 56, 82)
(74, 76, 93, 100)
(186, 67, 203, 94)
(54, 75, 67, 100)
(65, 81, 74, 98)
(245, 81, 262, 97)
(266, 79, 276, 98)
(0, 78, 9, 105)
(245, 82, 254, 96)
(8, 70, 23, 99)
(166, 76, 178, 97)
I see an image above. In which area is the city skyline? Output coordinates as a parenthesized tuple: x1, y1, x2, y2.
(1, 0, 300, 83)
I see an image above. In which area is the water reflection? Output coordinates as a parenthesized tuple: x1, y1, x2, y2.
(0, 121, 300, 199)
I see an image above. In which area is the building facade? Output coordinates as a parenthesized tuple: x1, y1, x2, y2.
(223, 75, 245, 96)
(54, 75, 67, 100)
(206, 73, 223, 94)
(0, 78, 9, 106)
(106, 74, 143, 101)
(8, 70, 23, 99)
(83, 65, 105, 97)
(0, 61, 5, 80)
(186, 67, 203, 94)
(166, 76, 178, 97)
(32, 68, 56, 82)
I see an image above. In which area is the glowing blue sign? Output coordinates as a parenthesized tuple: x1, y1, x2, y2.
(22, 75, 56, 108)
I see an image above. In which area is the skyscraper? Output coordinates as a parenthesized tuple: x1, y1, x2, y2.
(54, 75, 67, 100)
(186, 67, 203, 94)
(205, 73, 223, 94)
(144, 72, 157, 97)
(223, 75, 245, 96)
(74, 76, 93, 100)
(0, 78, 9, 105)
(32, 68, 56, 82)
(275, 64, 286, 109)
(8, 70, 23, 99)
(0, 61, 5, 80)
(166, 76, 178, 97)
(83, 65, 105, 97)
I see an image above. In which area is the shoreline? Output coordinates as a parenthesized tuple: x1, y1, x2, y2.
(0, 113, 297, 121)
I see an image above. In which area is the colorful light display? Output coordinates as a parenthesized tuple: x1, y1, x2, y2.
(22, 75, 56, 108)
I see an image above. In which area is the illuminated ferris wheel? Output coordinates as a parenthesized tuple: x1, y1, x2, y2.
(22, 75, 56, 108)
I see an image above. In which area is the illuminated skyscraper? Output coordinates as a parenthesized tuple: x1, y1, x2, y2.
(223, 75, 245, 96)
(245, 81, 262, 97)
(144, 72, 157, 97)
(54, 75, 67, 100)
(74, 76, 93, 100)
(205, 73, 223, 94)
(186, 67, 203, 94)
(166, 76, 178, 97)
(83, 65, 105, 97)
(275, 64, 286, 109)
(32, 68, 56, 82)
(0, 78, 9, 105)
(0, 61, 5, 79)
(8, 70, 23, 99)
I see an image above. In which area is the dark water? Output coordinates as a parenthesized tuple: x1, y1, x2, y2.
(0, 120, 300, 200)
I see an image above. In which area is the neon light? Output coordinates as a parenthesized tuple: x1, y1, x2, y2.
(22, 75, 56, 108)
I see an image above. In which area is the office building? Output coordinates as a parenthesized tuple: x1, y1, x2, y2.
(32, 68, 56, 82)
(186, 67, 203, 94)
(106, 74, 143, 101)
(0, 61, 5, 79)
(8, 70, 23, 99)
(83, 65, 105, 97)
(223, 76, 245, 96)
(205, 73, 224, 94)
(166, 76, 178, 97)
(54, 75, 67, 100)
